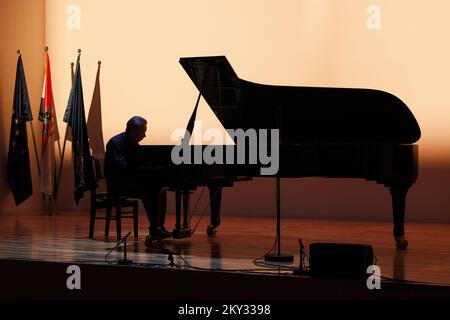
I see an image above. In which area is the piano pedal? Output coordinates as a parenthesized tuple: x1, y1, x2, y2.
(206, 225, 217, 237)
(394, 236, 409, 249)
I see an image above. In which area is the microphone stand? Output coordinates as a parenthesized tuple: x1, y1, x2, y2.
(105, 231, 134, 265)
(265, 106, 293, 263)
(265, 175, 294, 262)
(118, 232, 133, 265)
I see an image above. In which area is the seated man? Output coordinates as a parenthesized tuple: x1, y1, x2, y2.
(104, 116, 171, 239)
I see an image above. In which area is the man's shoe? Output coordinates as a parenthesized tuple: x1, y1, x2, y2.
(150, 227, 172, 240)
(159, 228, 172, 239)
(160, 226, 172, 236)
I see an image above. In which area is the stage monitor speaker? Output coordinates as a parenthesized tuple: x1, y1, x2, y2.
(309, 243, 374, 279)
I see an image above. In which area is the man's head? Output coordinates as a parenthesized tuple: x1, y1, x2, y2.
(126, 116, 147, 143)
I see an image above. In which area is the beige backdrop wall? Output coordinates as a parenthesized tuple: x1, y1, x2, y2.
(45, 0, 450, 157)
(2, 0, 449, 222)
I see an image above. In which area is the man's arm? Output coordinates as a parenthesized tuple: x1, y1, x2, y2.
(107, 141, 129, 171)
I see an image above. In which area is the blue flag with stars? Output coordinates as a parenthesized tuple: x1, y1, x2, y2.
(6, 54, 33, 206)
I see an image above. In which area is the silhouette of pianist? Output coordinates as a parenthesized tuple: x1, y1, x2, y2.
(105, 116, 171, 239)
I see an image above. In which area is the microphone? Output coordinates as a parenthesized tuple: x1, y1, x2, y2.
(117, 231, 133, 265)
(118, 231, 132, 246)
(161, 249, 175, 267)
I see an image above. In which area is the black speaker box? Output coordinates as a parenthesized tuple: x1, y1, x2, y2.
(309, 243, 374, 279)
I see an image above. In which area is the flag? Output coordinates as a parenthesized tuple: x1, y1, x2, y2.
(6, 54, 33, 206)
(63, 54, 95, 204)
(87, 61, 105, 159)
(38, 52, 60, 196)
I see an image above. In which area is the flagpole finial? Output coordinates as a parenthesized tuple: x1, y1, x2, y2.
(98, 61, 101, 66)
(71, 62, 74, 67)
(45, 46, 48, 53)
(78, 49, 81, 55)
(16, 49, 21, 56)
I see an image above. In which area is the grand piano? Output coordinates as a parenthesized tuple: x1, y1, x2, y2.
(139, 56, 420, 249)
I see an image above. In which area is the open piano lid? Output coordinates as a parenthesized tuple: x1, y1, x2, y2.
(179, 56, 421, 144)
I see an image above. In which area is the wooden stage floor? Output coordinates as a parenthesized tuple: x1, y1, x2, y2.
(0, 211, 449, 299)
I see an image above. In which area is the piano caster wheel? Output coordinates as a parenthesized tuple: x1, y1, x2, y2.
(206, 225, 217, 237)
(395, 236, 409, 250)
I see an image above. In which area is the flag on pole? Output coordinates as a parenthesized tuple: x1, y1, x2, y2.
(38, 51, 60, 196)
(6, 54, 33, 206)
(87, 61, 105, 159)
(63, 52, 95, 204)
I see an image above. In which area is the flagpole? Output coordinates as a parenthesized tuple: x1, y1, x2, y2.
(55, 127, 68, 199)
(54, 61, 75, 200)
(17, 50, 42, 178)
(28, 122, 41, 177)
(57, 141, 62, 164)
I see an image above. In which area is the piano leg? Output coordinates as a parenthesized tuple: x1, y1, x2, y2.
(172, 190, 192, 239)
(175, 190, 182, 231)
(389, 184, 412, 249)
(183, 190, 190, 230)
(207, 182, 223, 236)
